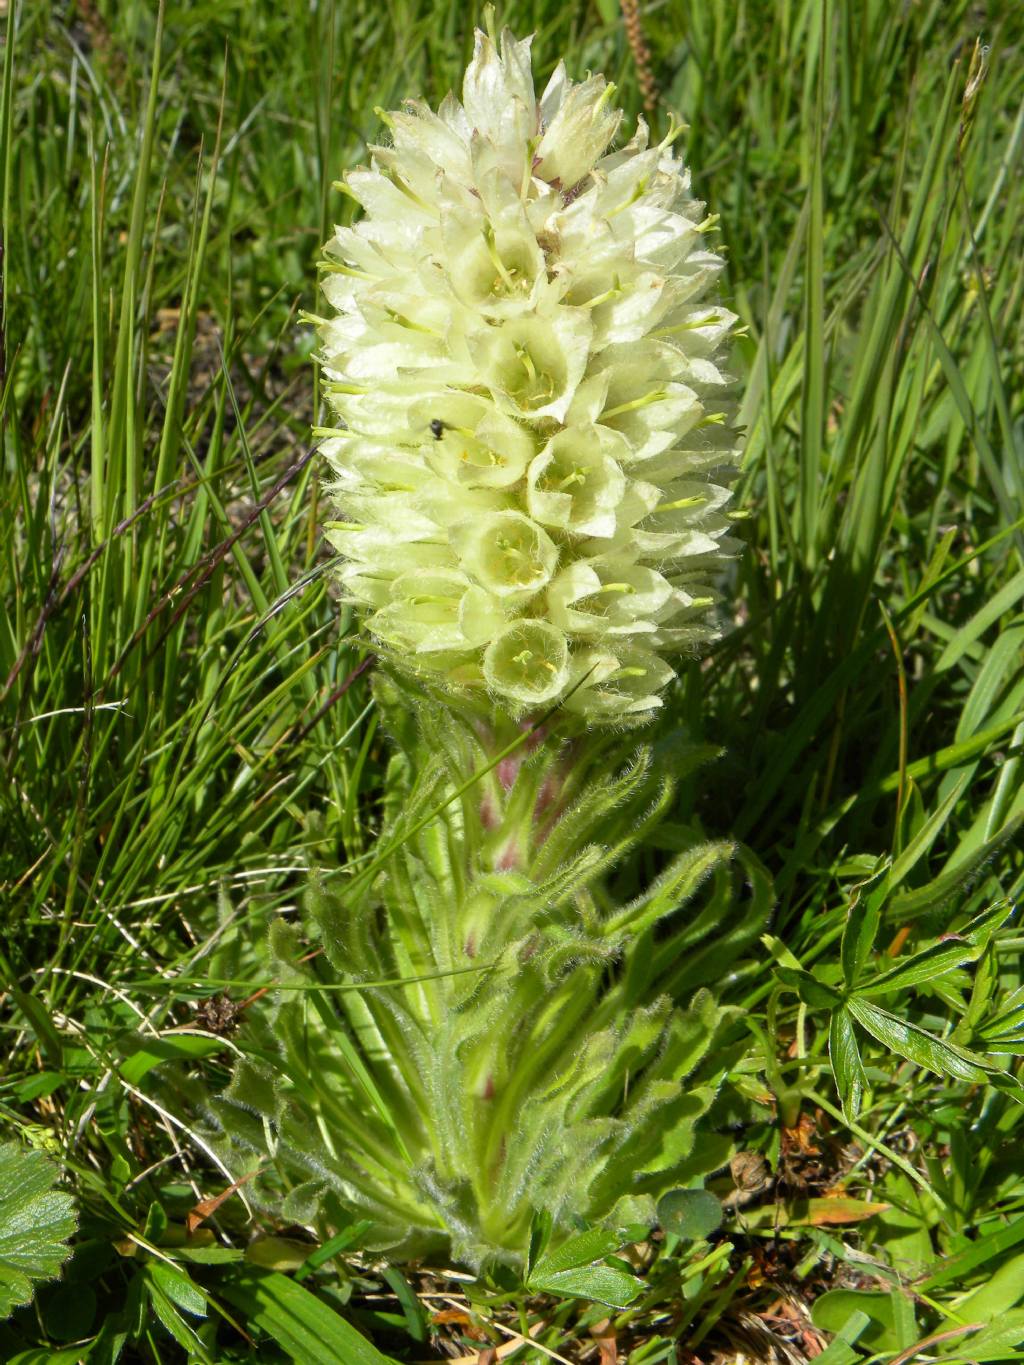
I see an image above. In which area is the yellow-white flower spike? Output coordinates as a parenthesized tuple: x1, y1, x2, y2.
(317, 27, 739, 722)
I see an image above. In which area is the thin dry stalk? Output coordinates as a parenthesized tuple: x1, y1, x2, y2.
(620, 0, 659, 112)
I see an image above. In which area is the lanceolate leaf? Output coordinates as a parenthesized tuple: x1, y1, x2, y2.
(840, 864, 889, 988)
(602, 841, 735, 939)
(846, 997, 997, 1083)
(218, 1269, 400, 1364)
(977, 985, 1024, 1051)
(0, 1142, 77, 1320)
(829, 1006, 868, 1118)
(889, 816, 1024, 920)
(525, 1227, 643, 1305)
(857, 936, 984, 997)
(885, 775, 969, 894)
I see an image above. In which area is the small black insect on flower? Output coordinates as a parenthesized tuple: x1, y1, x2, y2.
(430, 419, 445, 439)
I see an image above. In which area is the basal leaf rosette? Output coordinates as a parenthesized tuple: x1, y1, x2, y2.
(315, 26, 739, 723)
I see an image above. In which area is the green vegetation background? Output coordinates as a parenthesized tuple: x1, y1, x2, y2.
(2, 0, 1023, 1359)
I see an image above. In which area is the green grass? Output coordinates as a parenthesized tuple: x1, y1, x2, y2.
(2, 0, 1023, 1359)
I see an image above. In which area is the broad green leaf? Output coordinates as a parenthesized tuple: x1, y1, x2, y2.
(656, 1188, 723, 1241)
(919, 1221, 1024, 1295)
(812, 1288, 911, 1352)
(143, 1268, 209, 1358)
(14, 1073, 64, 1104)
(0, 1142, 77, 1320)
(955, 1251, 1024, 1319)
(119, 1034, 227, 1084)
(951, 1309, 1024, 1360)
(528, 1264, 643, 1308)
(218, 1269, 400, 1364)
(246, 1237, 316, 1271)
(41, 1283, 96, 1342)
(527, 1225, 642, 1305)
(150, 1262, 206, 1317)
(529, 1227, 626, 1280)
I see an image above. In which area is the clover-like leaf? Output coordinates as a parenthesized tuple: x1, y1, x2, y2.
(657, 1187, 723, 1241)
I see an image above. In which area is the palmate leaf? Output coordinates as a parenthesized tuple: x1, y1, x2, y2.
(0, 1141, 77, 1320)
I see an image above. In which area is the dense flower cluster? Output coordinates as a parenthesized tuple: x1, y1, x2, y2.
(315, 27, 738, 720)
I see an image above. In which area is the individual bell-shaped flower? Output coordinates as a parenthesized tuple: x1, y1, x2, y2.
(452, 512, 560, 603)
(483, 618, 570, 706)
(526, 426, 627, 538)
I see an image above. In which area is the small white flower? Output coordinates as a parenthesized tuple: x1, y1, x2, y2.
(315, 26, 739, 722)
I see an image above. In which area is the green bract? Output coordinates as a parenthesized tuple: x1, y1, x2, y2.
(316, 26, 738, 720)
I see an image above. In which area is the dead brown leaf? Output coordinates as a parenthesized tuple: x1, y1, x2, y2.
(185, 1165, 265, 1235)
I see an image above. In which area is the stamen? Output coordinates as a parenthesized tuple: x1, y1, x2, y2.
(483, 223, 516, 291)
(652, 314, 721, 338)
(655, 495, 706, 512)
(601, 390, 666, 419)
(516, 345, 538, 384)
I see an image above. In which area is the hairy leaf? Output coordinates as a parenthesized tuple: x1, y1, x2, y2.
(0, 1142, 77, 1320)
